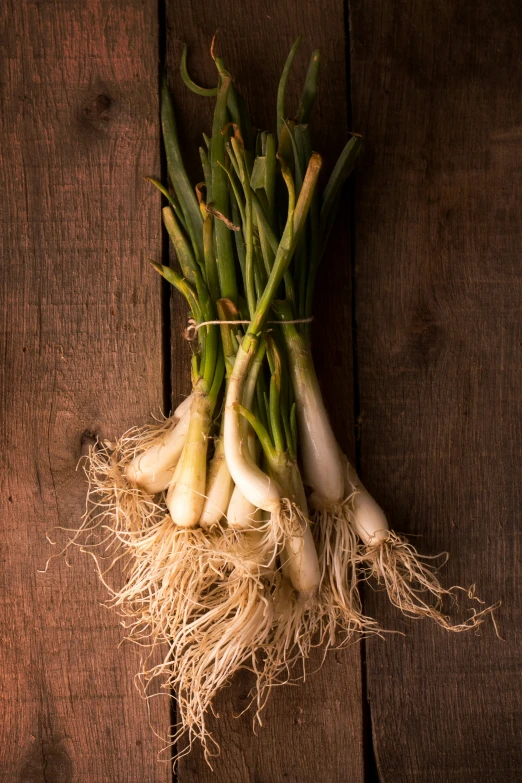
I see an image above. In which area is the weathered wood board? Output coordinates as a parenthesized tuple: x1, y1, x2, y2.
(0, 2, 170, 780)
(3, 0, 522, 781)
(350, 1, 522, 780)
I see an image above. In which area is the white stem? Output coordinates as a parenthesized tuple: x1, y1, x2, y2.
(227, 431, 261, 529)
(165, 443, 184, 502)
(227, 484, 262, 528)
(199, 438, 234, 529)
(284, 333, 344, 503)
(224, 343, 281, 513)
(343, 457, 390, 545)
(125, 407, 190, 493)
(172, 392, 193, 421)
(274, 459, 321, 599)
(167, 390, 212, 528)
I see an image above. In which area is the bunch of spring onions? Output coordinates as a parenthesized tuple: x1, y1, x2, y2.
(74, 37, 497, 764)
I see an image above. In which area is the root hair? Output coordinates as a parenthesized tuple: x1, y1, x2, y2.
(359, 529, 500, 632)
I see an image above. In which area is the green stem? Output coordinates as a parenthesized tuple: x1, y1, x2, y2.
(252, 190, 279, 253)
(203, 214, 220, 302)
(199, 146, 212, 202)
(210, 60, 238, 304)
(231, 199, 247, 282)
(149, 262, 201, 323)
(244, 163, 295, 343)
(277, 36, 302, 140)
(219, 159, 246, 227)
(161, 78, 204, 264)
(244, 153, 322, 346)
(321, 136, 363, 242)
(297, 49, 321, 124)
(231, 136, 255, 318)
(210, 70, 238, 303)
(235, 404, 277, 465)
(265, 133, 277, 221)
(217, 298, 240, 377)
(162, 206, 199, 284)
(208, 351, 225, 406)
(269, 373, 285, 455)
(145, 177, 187, 232)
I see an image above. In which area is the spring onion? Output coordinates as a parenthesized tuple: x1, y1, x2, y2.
(56, 36, 499, 766)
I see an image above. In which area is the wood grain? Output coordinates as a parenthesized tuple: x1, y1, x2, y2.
(165, 2, 364, 780)
(0, 1, 171, 781)
(350, 1, 522, 780)
(7, 0, 519, 779)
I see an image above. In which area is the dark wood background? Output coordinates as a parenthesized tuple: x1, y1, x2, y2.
(1, 1, 520, 781)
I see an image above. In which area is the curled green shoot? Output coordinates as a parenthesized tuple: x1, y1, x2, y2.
(180, 44, 218, 97)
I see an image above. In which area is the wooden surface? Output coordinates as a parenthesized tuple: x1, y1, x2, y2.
(1, 0, 521, 781)
(0, 1, 170, 781)
(351, 1, 522, 781)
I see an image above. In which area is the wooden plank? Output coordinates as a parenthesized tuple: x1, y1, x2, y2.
(0, 2, 171, 780)
(165, 2, 364, 781)
(350, 0, 522, 780)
